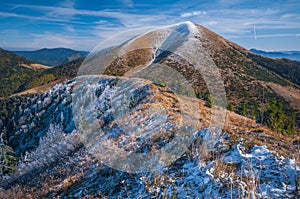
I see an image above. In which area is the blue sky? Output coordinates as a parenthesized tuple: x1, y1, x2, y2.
(0, 0, 299, 51)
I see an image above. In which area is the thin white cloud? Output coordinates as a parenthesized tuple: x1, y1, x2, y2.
(8, 4, 162, 28)
(12, 4, 137, 19)
(229, 33, 299, 39)
(197, 8, 300, 35)
(280, 14, 298, 19)
(0, 12, 34, 19)
(0, 11, 88, 24)
(59, 0, 75, 8)
(4, 32, 96, 51)
(94, 20, 107, 25)
(206, 21, 218, 26)
(180, 11, 206, 18)
(120, 0, 134, 7)
(66, 25, 75, 33)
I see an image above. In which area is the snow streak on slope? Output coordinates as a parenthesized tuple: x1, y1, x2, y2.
(121, 21, 227, 149)
(74, 22, 227, 173)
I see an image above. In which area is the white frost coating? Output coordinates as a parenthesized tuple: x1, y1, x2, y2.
(185, 21, 201, 36)
(120, 21, 200, 59)
(74, 22, 226, 173)
(221, 144, 299, 198)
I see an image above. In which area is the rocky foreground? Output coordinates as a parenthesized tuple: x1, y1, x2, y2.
(0, 76, 299, 198)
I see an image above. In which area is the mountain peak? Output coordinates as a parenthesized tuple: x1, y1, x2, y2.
(99, 22, 300, 133)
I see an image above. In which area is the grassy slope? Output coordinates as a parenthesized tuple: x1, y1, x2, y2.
(0, 47, 85, 97)
(20, 58, 84, 91)
(0, 48, 44, 97)
(247, 53, 300, 86)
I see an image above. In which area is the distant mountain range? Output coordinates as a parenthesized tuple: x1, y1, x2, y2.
(0, 48, 83, 97)
(14, 48, 88, 66)
(250, 48, 300, 61)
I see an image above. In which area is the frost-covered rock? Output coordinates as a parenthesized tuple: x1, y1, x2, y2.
(0, 75, 298, 198)
(0, 80, 75, 156)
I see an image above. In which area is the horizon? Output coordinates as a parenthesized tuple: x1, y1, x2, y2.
(3, 46, 300, 53)
(0, 0, 299, 51)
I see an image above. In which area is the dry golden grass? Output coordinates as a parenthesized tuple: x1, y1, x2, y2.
(267, 82, 300, 111)
(11, 79, 67, 96)
(20, 63, 51, 70)
(189, 95, 300, 160)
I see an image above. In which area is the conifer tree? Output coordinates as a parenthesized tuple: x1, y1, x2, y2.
(0, 134, 17, 176)
(204, 93, 212, 108)
(264, 99, 285, 133)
